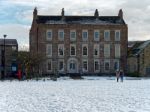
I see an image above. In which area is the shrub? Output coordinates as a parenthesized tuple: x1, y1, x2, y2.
(127, 72, 141, 77)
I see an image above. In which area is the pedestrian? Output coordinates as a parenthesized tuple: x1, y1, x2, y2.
(120, 69, 124, 82)
(116, 69, 120, 82)
(17, 69, 22, 80)
(22, 72, 26, 80)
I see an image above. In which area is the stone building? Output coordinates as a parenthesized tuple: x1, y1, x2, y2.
(30, 8, 128, 75)
(0, 39, 18, 78)
(128, 40, 150, 76)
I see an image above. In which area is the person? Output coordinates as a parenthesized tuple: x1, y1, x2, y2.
(22, 72, 26, 80)
(120, 69, 124, 82)
(116, 69, 120, 82)
(17, 69, 22, 80)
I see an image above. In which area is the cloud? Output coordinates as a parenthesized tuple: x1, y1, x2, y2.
(117, 0, 150, 40)
(0, 24, 29, 51)
(0, 0, 150, 51)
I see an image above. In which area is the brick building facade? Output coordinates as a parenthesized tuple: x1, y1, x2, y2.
(0, 39, 18, 78)
(30, 8, 128, 75)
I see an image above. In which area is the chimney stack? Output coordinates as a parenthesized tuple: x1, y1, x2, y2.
(94, 9, 99, 18)
(33, 7, 37, 19)
(61, 8, 65, 20)
(118, 9, 123, 19)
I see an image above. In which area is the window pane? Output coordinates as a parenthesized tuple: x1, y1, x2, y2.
(83, 32, 87, 38)
(94, 44, 99, 56)
(48, 47, 51, 55)
(94, 31, 99, 41)
(59, 30, 64, 40)
(115, 44, 120, 58)
(104, 44, 110, 57)
(58, 45, 64, 56)
(82, 31, 88, 40)
(71, 46, 75, 55)
(47, 45, 52, 56)
(105, 62, 110, 71)
(115, 31, 120, 41)
(114, 61, 119, 70)
(73, 63, 75, 69)
(46, 30, 52, 40)
(94, 49, 98, 55)
(83, 46, 87, 55)
(47, 32, 52, 38)
(70, 61, 75, 69)
(59, 48, 63, 55)
(70, 63, 72, 69)
(12, 46, 17, 51)
(70, 31, 76, 41)
(95, 61, 99, 71)
(83, 61, 87, 70)
(59, 61, 63, 70)
(104, 31, 110, 41)
(48, 61, 51, 70)
(95, 32, 99, 38)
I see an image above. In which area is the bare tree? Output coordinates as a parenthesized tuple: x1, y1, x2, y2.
(17, 51, 46, 79)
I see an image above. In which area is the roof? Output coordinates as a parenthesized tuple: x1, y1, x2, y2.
(36, 15, 126, 25)
(0, 39, 18, 46)
(128, 40, 150, 56)
(128, 41, 138, 48)
(136, 40, 150, 54)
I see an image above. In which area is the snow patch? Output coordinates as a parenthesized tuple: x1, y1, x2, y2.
(0, 78, 150, 112)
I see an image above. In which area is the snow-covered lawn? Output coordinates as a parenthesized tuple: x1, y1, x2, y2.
(0, 77, 150, 112)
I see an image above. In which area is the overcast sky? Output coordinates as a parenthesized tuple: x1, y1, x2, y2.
(0, 0, 150, 50)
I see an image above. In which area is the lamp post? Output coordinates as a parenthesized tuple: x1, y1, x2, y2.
(3, 34, 6, 79)
(1, 34, 7, 80)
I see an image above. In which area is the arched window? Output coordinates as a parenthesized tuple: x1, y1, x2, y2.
(71, 46, 75, 55)
(94, 44, 99, 56)
(58, 44, 64, 56)
(47, 60, 52, 71)
(105, 62, 110, 71)
(70, 60, 76, 69)
(59, 49, 63, 55)
(95, 49, 98, 55)
(94, 60, 99, 71)
(83, 46, 87, 55)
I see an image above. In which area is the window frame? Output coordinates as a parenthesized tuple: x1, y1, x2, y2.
(114, 59, 120, 71)
(70, 44, 76, 56)
(58, 44, 64, 57)
(104, 44, 110, 58)
(104, 60, 110, 72)
(58, 29, 64, 41)
(46, 44, 52, 57)
(82, 59, 88, 72)
(70, 30, 76, 41)
(82, 30, 88, 41)
(115, 44, 121, 58)
(47, 59, 52, 72)
(58, 59, 64, 72)
(82, 44, 88, 56)
(12, 46, 17, 51)
(94, 30, 100, 41)
(115, 30, 120, 41)
(46, 29, 52, 41)
(94, 59, 100, 72)
(94, 44, 99, 57)
(104, 30, 110, 41)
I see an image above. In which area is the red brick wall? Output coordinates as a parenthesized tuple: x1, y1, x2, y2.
(30, 23, 128, 75)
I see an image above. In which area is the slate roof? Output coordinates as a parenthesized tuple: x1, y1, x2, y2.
(0, 39, 18, 46)
(36, 16, 126, 25)
(128, 40, 150, 56)
(136, 40, 150, 54)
